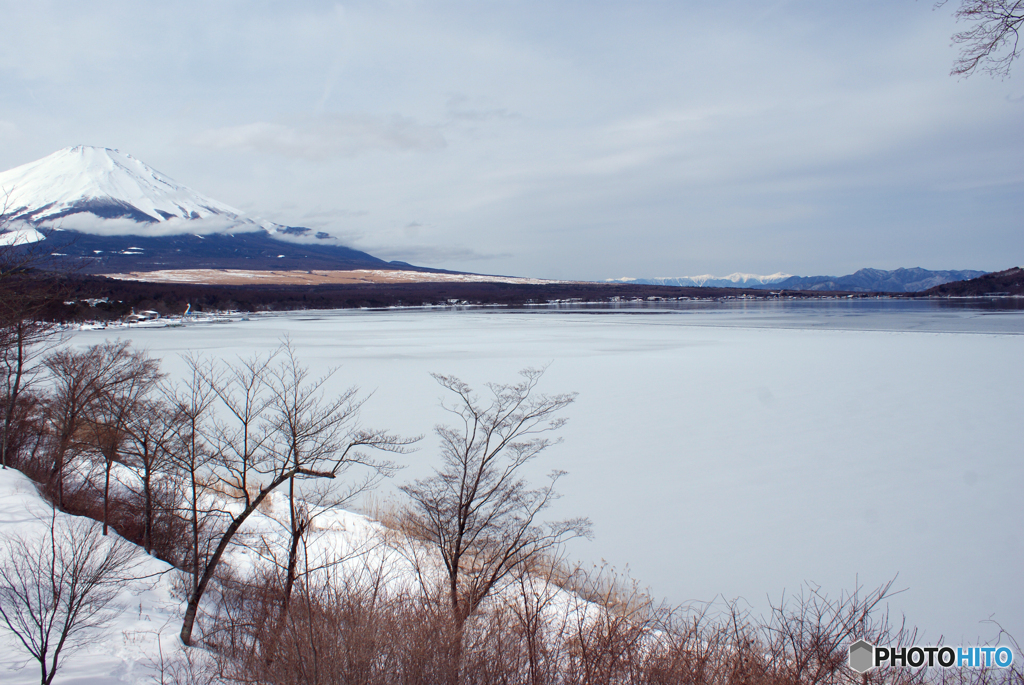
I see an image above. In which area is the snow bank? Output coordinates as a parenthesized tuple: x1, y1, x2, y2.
(0, 468, 183, 685)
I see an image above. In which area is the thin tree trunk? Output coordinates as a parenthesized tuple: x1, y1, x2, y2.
(143, 463, 153, 554)
(55, 452, 65, 511)
(190, 470, 199, 593)
(180, 503, 256, 645)
(1, 323, 26, 470)
(103, 457, 112, 536)
(280, 520, 304, 617)
(264, 514, 305, 667)
(180, 467, 312, 646)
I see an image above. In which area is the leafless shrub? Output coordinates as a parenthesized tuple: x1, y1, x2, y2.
(151, 637, 223, 685)
(931, 626, 1024, 685)
(557, 564, 665, 685)
(761, 577, 921, 685)
(207, 556, 457, 685)
(360, 491, 424, 539)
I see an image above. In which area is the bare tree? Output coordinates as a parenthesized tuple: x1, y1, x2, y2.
(400, 368, 592, 637)
(256, 341, 416, 661)
(43, 341, 152, 511)
(0, 317, 55, 470)
(121, 397, 181, 555)
(83, 346, 163, 535)
(178, 346, 416, 646)
(0, 187, 61, 471)
(0, 511, 143, 685)
(164, 353, 218, 594)
(941, 0, 1024, 77)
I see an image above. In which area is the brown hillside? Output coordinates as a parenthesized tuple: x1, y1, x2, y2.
(921, 266, 1024, 296)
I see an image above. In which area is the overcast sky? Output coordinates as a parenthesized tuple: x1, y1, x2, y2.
(0, 1, 1020, 280)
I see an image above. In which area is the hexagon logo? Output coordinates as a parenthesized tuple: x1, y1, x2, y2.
(849, 639, 876, 673)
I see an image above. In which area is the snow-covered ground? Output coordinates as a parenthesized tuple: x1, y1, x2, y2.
(0, 469, 182, 685)
(0, 440, 591, 683)
(60, 302, 1024, 646)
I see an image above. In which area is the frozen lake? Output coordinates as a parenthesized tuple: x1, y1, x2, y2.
(71, 300, 1024, 643)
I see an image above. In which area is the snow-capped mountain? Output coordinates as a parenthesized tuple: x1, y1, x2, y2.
(0, 146, 251, 227)
(0, 147, 433, 273)
(608, 272, 793, 288)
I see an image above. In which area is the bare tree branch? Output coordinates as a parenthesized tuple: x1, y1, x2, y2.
(940, 0, 1024, 77)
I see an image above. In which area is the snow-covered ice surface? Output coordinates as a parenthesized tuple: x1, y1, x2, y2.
(0, 469, 182, 685)
(65, 300, 1024, 645)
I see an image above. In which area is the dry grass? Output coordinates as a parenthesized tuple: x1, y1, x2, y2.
(357, 492, 427, 540)
(191, 563, 1024, 685)
(100, 269, 566, 286)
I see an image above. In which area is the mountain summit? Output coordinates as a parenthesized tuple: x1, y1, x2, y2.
(0, 146, 249, 227)
(0, 147, 435, 274)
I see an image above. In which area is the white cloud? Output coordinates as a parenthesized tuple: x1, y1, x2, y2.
(366, 244, 512, 265)
(0, 226, 44, 246)
(35, 215, 265, 237)
(192, 115, 446, 160)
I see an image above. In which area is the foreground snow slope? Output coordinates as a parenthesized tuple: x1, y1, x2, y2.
(1, 461, 596, 682)
(69, 304, 1024, 644)
(0, 468, 183, 685)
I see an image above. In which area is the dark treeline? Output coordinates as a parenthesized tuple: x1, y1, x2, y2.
(35, 273, 857, 322)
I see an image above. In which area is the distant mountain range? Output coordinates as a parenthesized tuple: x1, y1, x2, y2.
(607, 272, 793, 288)
(613, 267, 989, 293)
(0, 146, 437, 274)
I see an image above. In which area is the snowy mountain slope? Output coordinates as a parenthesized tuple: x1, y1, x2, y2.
(768, 267, 989, 292)
(0, 146, 251, 228)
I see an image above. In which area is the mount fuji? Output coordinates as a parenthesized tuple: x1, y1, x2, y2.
(0, 146, 425, 273)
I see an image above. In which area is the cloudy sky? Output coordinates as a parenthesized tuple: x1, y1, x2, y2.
(0, 1, 1021, 280)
